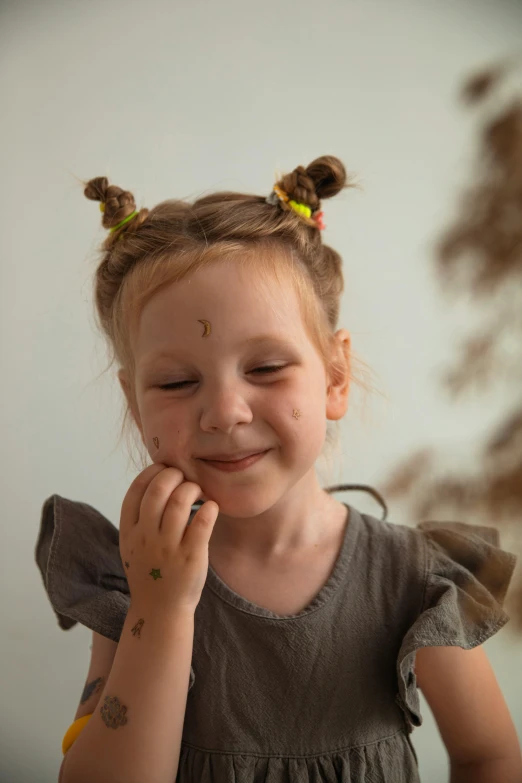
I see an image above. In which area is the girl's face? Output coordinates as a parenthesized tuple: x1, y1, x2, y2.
(120, 259, 349, 519)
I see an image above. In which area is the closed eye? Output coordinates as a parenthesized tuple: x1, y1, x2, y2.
(158, 365, 286, 391)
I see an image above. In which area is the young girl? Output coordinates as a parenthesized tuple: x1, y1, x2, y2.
(35, 156, 521, 782)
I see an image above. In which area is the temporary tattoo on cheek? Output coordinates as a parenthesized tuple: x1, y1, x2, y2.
(153, 436, 159, 449)
(292, 409, 302, 419)
(197, 319, 211, 337)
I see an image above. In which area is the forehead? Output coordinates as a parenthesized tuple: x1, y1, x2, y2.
(133, 261, 307, 361)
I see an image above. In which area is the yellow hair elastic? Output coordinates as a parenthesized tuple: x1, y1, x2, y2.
(62, 713, 93, 755)
(267, 183, 325, 229)
(288, 200, 312, 218)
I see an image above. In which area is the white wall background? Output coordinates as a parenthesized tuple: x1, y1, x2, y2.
(2, 0, 521, 781)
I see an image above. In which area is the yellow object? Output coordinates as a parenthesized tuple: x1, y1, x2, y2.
(270, 184, 313, 220)
(288, 200, 312, 218)
(62, 713, 93, 755)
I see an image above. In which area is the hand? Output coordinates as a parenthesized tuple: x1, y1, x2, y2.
(119, 463, 219, 615)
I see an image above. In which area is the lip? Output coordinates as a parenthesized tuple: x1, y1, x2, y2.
(199, 450, 269, 472)
(198, 449, 267, 462)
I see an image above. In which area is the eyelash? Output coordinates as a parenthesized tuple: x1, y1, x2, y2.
(158, 365, 287, 391)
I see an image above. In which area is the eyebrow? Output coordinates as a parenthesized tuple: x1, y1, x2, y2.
(141, 335, 297, 367)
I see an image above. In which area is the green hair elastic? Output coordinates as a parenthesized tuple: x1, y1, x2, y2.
(99, 202, 139, 233)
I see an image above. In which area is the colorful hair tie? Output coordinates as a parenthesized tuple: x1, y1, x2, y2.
(266, 184, 326, 230)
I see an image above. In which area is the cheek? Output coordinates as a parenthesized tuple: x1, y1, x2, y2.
(292, 379, 329, 441)
(141, 408, 190, 461)
(270, 391, 327, 449)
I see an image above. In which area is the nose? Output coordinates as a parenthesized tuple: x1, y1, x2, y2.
(199, 382, 254, 433)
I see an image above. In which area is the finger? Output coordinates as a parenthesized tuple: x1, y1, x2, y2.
(119, 463, 169, 536)
(138, 466, 186, 532)
(183, 499, 220, 547)
(160, 481, 205, 542)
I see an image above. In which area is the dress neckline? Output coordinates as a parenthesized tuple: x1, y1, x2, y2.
(205, 503, 361, 619)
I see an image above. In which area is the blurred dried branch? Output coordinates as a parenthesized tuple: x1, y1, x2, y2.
(379, 56, 522, 632)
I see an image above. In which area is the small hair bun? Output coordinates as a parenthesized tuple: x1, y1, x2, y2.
(277, 155, 351, 215)
(84, 177, 137, 232)
(305, 155, 348, 201)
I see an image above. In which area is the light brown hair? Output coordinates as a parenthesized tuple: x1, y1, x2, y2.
(82, 155, 383, 481)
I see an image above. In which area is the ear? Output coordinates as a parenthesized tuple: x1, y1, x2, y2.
(117, 369, 144, 437)
(325, 329, 351, 421)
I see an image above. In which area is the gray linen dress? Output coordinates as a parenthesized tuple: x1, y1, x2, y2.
(34, 486, 517, 782)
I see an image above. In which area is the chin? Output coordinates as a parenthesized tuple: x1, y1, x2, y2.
(204, 486, 280, 518)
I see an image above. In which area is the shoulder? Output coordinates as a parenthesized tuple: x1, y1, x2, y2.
(355, 508, 428, 575)
(351, 509, 428, 618)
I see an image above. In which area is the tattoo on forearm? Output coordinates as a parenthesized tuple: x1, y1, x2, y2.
(80, 676, 105, 704)
(131, 618, 144, 638)
(100, 695, 128, 729)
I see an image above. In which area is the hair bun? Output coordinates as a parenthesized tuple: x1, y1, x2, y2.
(278, 155, 350, 212)
(84, 177, 137, 232)
(306, 155, 348, 200)
(84, 176, 110, 203)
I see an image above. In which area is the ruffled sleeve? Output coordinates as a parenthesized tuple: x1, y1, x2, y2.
(395, 519, 517, 732)
(34, 494, 196, 690)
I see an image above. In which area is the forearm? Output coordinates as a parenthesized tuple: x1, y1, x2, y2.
(62, 603, 195, 783)
(450, 752, 522, 783)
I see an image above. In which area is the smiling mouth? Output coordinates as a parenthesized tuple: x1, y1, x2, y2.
(198, 450, 270, 469)
(199, 450, 268, 462)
